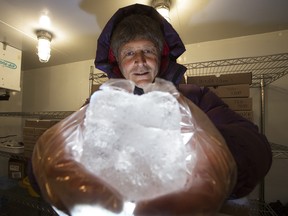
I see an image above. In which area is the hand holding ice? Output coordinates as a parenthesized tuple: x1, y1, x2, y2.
(80, 82, 189, 202)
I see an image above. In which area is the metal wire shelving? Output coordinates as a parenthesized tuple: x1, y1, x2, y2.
(0, 111, 74, 120)
(184, 53, 288, 88)
(271, 142, 288, 159)
(184, 53, 288, 216)
(220, 198, 278, 216)
(184, 52, 288, 160)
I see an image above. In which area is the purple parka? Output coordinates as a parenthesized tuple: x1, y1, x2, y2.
(94, 4, 272, 199)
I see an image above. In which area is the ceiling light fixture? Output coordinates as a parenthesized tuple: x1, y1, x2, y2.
(36, 30, 53, 63)
(39, 14, 51, 29)
(152, 0, 171, 22)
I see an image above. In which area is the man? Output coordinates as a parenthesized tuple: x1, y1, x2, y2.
(32, 3, 272, 215)
(95, 2, 272, 200)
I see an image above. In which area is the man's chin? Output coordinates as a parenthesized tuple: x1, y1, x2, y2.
(135, 81, 151, 89)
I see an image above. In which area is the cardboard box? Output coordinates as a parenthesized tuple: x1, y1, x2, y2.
(23, 127, 46, 137)
(222, 98, 252, 111)
(24, 150, 34, 158)
(8, 159, 26, 180)
(34, 128, 47, 136)
(209, 84, 250, 98)
(91, 84, 101, 94)
(23, 127, 35, 136)
(23, 135, 38, 153)
(235, 111, 254, 122)
(23, 135, 39, 143)
(25, 119, 59, 128)
(186, 72, 252, 86)
(24, 141, 37, 151)
(23, 119, 58, 158)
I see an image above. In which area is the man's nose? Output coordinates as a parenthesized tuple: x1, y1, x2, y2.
(134, 51, 146, 64)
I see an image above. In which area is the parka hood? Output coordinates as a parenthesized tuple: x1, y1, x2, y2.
(94, 3, 187, 85)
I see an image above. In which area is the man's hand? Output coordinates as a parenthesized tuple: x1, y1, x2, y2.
(133, 86, 237, 215)
(32, 106, 124, 214)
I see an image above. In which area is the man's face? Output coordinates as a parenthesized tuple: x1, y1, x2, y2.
(118, 39, 160, 88)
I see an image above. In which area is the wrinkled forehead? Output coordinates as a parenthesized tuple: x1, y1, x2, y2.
(120, 39, 157, 51)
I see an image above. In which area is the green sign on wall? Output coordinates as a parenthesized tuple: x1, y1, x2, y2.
(0, 58, 17, 69)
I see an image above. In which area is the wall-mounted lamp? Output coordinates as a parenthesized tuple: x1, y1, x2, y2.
(152, 0, 171, 22)
(36, 30, 53, 63)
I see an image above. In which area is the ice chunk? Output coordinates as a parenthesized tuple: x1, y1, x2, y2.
(80, 88, 188, 202)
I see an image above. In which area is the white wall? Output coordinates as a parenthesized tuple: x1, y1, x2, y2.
(179, 30, 288, 63)
(264, 74, 288, 203)
(248, 75, 288, 204)
(22, 60, 95, 111)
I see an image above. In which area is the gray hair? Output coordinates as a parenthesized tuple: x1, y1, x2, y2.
(110, 14, 164, 60)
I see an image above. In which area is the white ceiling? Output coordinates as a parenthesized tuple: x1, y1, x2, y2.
(1, 0, 288, 71)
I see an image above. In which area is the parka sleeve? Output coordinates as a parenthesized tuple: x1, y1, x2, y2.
(178, 84, 272, 198)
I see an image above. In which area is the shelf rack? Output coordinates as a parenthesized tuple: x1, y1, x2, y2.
(184, 52, 288, 88)
(0, 111, 74, 120)
(89, 71, 108, 84)
(248, 199, 278, 216)
(271, 142, 288, 159)
(184, 52, 288, 213)
(220, 199, 278, 216)
(184, 52, 288, 160)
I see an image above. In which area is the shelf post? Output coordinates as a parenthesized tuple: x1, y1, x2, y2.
(259, 75, 265, 203)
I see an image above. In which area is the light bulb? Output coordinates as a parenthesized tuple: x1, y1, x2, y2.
(37, 37, 51, 63)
